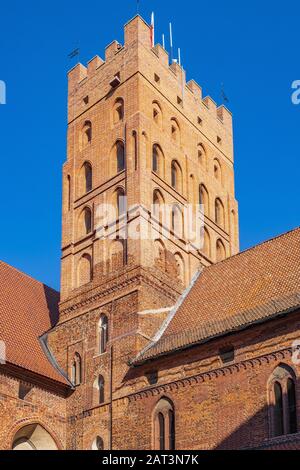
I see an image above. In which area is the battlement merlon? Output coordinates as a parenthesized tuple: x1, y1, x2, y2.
(67, 15, 232, 129)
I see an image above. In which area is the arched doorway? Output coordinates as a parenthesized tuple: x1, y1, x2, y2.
(12, 424, 58, 450)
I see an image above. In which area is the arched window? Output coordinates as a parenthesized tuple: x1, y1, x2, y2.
(171, 205, 184, 239)
(81, 120, 92, 149)
(154, 239, 166, 271)
(113, 98, 124, 124)
(168, 410, 175, 451)
(80, 207, 92, 236)
(98, 375, 105, 404)
(216, 239, 226, 262)
(274, 382, 284, 437)
(110, 238, 126, 270)
(199, 184, 209, 217)
(116, 141, 125, 173)
(203, 227, 211, 258)
(268, 364, 298, 437)
(171, 118, 180, 144)
(215, 198, 225, 228)
(171, 160, 182, 193)
(112, 187, 126, 221)
(158, 413, 165, 450)
(99, 315, 108, 354)
(77, 254, 92, 287)
(153, 398, 175, 450)
(287, 378, 297, 434)
(72, 353, 82, 386)
(174, 253, 185, 285)
(153, 101, 162, 127)
(198, 144, 206, 168)
(92, 436, 104, 450)
(153, 190, 165, 225)
(80, 161, 93, 194)
(152, 144, 164, 177)
(213, 159, 222, 182)
(111, 141, 125, 175)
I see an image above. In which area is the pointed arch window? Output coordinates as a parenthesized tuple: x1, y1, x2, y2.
(72, 353, 82, 386)
(153, 101, 162, 127)
(158, 413, 165, 450)
(171, 205, 184, 239)
(82, 162, 92, 194)
(213, 159, 222, 182)
(98, 375, 105, 404)
(153, 398, 175, 450)
(171, 118, 180, 144)
(216, 239, 226, 262)
(152, 144, 164, 177)
(203, 227, 211, 258)
(81, 120, 92, 149)
(198, 144, 206, 168)
(199, 184, 209, 217)
(287, 378, 297, 434)
(171, 160, 182, 193)
(168, 410, 175, 451)
(154, 239, 166, 271)
(174, 253, 185, 285)
(77, 253, 92, 287)
(153, 190, 165, 225)
(116, 188, 126, 219)
(99, 315, 108, 354)
(215, 198, 225, 228)
(274, 382, 284, 437)
(268, 364, 298, 437)
(110, 238, 126, 270)
(80, 207, 92, 236)
(116, 141, 125, 173)
(113, 98, 124, 124)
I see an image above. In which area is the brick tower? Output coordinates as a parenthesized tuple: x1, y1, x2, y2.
(47, 15, 239, 449)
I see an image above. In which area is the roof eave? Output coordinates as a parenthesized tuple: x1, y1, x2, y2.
(131, 303, 300, 367)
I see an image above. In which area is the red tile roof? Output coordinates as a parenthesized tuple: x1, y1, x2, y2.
(134, 227, 300, 364)
(0, 261, 69, 385)
(249, 433, 300, 450)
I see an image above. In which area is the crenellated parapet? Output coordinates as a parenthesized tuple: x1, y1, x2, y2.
(67, 15, 232, 132)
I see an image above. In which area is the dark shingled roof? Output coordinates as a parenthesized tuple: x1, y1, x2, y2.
(0, 261, 69, 385)
(133, 227, 300, 365)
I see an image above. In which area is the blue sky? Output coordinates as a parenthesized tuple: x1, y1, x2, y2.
(0, 0, 299, 290)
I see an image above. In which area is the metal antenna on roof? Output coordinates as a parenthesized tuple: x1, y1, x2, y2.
(221, 82, 229, 104)
(162, 34, 165, 50)
(68, 48, 80, 60)
(178, 48, 181, 66)
(136, 0, 140, 14)
(150, 12, 155, 47)
(169, 22, 174, 63)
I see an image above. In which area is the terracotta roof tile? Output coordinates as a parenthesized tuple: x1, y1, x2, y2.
(0, 261, 68, 385)
(134, 227, 300, 364)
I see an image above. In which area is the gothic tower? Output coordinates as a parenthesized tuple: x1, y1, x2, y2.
(47, 15, 239, 450)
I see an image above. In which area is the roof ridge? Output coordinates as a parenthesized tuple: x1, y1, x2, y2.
(204, 225, 300, 272)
